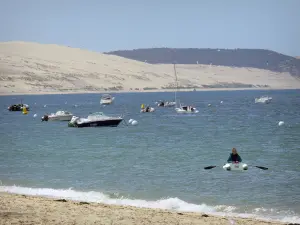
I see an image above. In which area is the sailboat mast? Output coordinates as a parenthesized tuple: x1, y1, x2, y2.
(174, 63, 180, 107)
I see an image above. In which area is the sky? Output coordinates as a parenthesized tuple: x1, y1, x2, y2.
(0, 0, 300, 56)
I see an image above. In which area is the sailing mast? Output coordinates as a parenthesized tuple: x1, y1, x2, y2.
(173, 63, 180, 108)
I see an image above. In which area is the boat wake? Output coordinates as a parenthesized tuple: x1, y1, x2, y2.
(0, 185, 299, 223)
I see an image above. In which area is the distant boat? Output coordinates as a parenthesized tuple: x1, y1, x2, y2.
(68, 112, 123, 128)
(140, 104, 155, 113)
(255, 96, 272, 104)
(8, 103, 29, 111)
(140, 107, 155, 113)
(173, 64, 199, 114)
(41, 111, 73, 121)
(100, 94, 115, 105)
(156, 100, 176, 107)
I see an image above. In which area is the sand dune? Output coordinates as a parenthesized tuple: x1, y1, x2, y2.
(0, 41, 300, 95)
(0, 193, 287, 225)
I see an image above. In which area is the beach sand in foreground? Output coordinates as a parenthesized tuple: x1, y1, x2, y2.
(0, 193, 288, 225)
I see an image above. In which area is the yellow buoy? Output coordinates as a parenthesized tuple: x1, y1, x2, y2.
(22, 106, 28, 115)
(141, 104, 145, 109)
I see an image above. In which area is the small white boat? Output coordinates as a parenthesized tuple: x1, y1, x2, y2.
(175, 105, 199, 114)
(100, 94, 115, 105)
(157, 101, 176, 107)
(173, 64, 199, 114)
(223, 162, 248, 171)
(140, 107, 155, 113)
(41, 111, 73, 121)
(255, 96, 272, 104)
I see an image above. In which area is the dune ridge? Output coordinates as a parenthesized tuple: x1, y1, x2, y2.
(0, 41, 300, 95)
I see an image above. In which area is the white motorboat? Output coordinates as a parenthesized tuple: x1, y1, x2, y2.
(41, 111, 73, 121)
(140, 104, 155, 113)
(223, 162, 248, 171)
(100, 94, 115, 105)
(140, 107, 155, 113)
(175, 105, 199, 114)
(255, 96, 272, 104)
(173, 64, 199, 114)
(68, 112, 123, 127)
(157, 100, 176, 107)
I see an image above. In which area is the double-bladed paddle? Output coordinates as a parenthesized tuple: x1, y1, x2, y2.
(252, 165, 268, 170)
(204, 166, 217, 170)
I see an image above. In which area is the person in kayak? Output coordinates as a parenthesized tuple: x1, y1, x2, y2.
(227, 148, 242, 163)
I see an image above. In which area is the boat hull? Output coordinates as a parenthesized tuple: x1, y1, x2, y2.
(100, 96, 115, 105)
(157, 102, 176, 107)
(175, 107, 199, 114)
(68, 119, 122, 128)
(140, 107, 155, 113)
(8, 104, 30, 111)
(48, 115, 73, 121)
(100, 99, 113, 105)
(223, 163, 248, 171)
(255, 96, 272, 104)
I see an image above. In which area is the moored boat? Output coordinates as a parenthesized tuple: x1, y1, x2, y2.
(100, 94, 115, 105)
(175, 105, 199, 114)
(41, 111, 73, 121)
(68, 112, 123, 127)
(173, 64, 199, 114)
(157, 100, 176, 107)
(8, 103, 29, 111)
(255, 96, 272, 104)
(140, 105, 155, 113)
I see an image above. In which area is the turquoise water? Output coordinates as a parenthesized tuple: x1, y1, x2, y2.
(0, 90, 300, 223)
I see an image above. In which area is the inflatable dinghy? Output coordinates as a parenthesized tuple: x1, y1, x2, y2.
(223, 162, 248, 171)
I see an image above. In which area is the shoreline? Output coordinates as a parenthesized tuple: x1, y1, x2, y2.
(0, 192, 287, 225)
(0, 87, 299, 96)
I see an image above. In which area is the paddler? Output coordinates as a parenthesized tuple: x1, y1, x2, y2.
(227, 148, 242, 163)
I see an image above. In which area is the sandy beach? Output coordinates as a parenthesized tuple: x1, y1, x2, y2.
(0, 193, 289, 225)
(1, 87, 299, 97)
(1, 41, 300, 96)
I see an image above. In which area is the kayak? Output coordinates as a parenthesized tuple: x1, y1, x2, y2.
(223, 162, 248, 171)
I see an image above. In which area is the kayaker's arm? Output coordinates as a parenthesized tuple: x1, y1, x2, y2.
(237, 155, 242, 162)
(227, 154, 232, 162)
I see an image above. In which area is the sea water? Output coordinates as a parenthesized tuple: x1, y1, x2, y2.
(0, 90, 300, 223)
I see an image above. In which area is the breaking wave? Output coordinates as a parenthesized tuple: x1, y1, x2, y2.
(0, 185, 299, 223)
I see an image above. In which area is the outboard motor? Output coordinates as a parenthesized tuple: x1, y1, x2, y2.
(41, 115, 49, 121)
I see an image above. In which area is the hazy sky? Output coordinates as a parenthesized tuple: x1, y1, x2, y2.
(1, 0, 299, 56)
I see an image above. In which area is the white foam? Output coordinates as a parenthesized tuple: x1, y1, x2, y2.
(0, 185, 213, 212)
(215, 205, 237, 212)
(0, 185, 299, 223)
